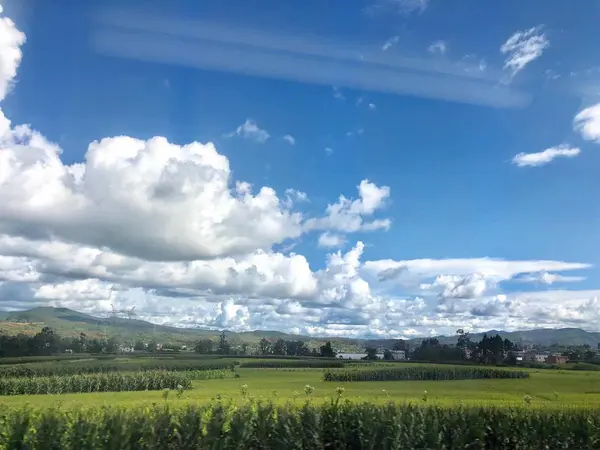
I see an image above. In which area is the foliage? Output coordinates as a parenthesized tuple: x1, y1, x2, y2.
(0, 403, 599, 448)
(319, 341, 336, 358)
(239, 359, 343, 369)
(0, 370, 192, 395)
(364, 348, 378, 360)
(0, 359, 236, 378)
(323, 366, 530, 382)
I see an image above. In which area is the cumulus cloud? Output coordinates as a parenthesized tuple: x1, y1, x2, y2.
(574, 103, 600, 143)
(516, 270, 585, 285)
(318, 232, 345, 249)
(226, 119, 270, 143)
(512, 145, 580, 167)
(428, 41, 447, 55)
(304, 180, 391, 233)
(500, 26, 549, 78)
(0, 5, 597, 338)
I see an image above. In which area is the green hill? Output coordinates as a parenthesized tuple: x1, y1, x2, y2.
(1, 307, 599, 349)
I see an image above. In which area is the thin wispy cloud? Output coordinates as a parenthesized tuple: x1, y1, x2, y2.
(366, 0, 429, 16)
(368, 103, 377, 111)
(428, 40, 447, 55)
(226, 119, 270, 143)
(92, 8, 530, 109)
(283, 134, 296, 145)
(332, 86, 345, 101)
(500, 26, 549, 78)
(382, 36, 399, 52)
(512, 145, 580, 167)
(324, 147, 333, 155)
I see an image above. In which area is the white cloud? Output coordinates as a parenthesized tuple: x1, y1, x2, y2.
(304, 180, 391, 233)
(382, 36, 399, 52)
(283, 134, 296, 145)
(574, 103, 600, 143)
(368, 103, 377, 111)
(324, 147, 333, 155)
(2, 5, 599, 338)
(93, 9, 530, 109)
(318, 232, 346, 249)
(500, 26, 549, 78)
(517, 270, 585, 285)
(512, 145, 580, 167)
(0, 7, 25, 103)
(428, 41, 447, 55)
(226, 119, 270, 143)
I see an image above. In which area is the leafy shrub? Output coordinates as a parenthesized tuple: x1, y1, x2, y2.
(0, 370, 192, 395)
(0, 403, 598, 448)
(323, 366, 530, 382)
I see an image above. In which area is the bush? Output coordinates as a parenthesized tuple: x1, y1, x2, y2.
(0, 403, 598, 448)
(323, 366, 530, 382)
(0, 370, 192, 395)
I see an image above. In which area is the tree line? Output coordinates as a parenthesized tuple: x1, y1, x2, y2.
(193, 333, 337, 357)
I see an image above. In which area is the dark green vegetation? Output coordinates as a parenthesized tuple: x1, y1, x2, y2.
(0, 402, 599, 449)
(0, 370, 192, 395)
(323, 366, 530, 382)
(0, 359, 236, 377)
(239, 359, 343, 369)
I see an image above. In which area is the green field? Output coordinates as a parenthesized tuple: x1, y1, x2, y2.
(1, 362, 600, 410)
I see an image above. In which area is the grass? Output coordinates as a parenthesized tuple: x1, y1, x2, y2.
(1, 365, 600, 410)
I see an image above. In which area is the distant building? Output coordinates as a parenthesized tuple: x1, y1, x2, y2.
(337, 352, 367, 360)
(546, 354, 568, 365)
(524, 350, 548, 363)
(388, 350, 406, 360)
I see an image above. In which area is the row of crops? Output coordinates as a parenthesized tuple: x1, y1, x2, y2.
(323, 366, 530, 381)
(0, 370, 194, 395)
(0, 358, 236, 377)
(239, 359, 344, 369)
(0, 402, 597, 448)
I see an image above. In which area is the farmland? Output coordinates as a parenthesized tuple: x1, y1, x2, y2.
(0, 355, 600, 447)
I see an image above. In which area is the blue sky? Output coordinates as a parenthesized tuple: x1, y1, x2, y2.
(0, 0, 599, 338)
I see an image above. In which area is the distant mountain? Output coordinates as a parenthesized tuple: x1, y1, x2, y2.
(1, 307, 599, 349)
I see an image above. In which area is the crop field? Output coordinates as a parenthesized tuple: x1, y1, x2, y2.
(0, 359, 599, 409)
(0, 356, 600, 447)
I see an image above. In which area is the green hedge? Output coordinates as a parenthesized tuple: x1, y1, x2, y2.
(0, 359, 235, 378)
(0, 370, 192, 395)
(240, 360, 344, 369)
(0, 403, 598, 448)
(323, 366, 530, 382)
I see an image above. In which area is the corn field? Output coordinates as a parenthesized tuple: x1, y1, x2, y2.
(240, 359, 344, 369)
(0, 359, 236, 378)
(323, 366, 530, 382)
(0, 402, 598, 449)
(0, 370, 192, 395)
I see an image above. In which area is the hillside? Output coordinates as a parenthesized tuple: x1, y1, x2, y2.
(1, 307, 599, 349)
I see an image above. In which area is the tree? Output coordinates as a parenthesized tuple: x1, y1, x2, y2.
(79, 332, 88, 353)
(32, 327, 59, 356)
(273, 339, 287, 355)
(363, 347, 378, 360)
(194, 339, 214, 354)
(240, 343, 249, 355)
(383, 349, 394, 360)
(259, 338, 272, 355)
(392, 339, 407, 351)
(218, 331, 231, 355)
(319, 341, 336, 358)
(134, 340, 146, 351)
